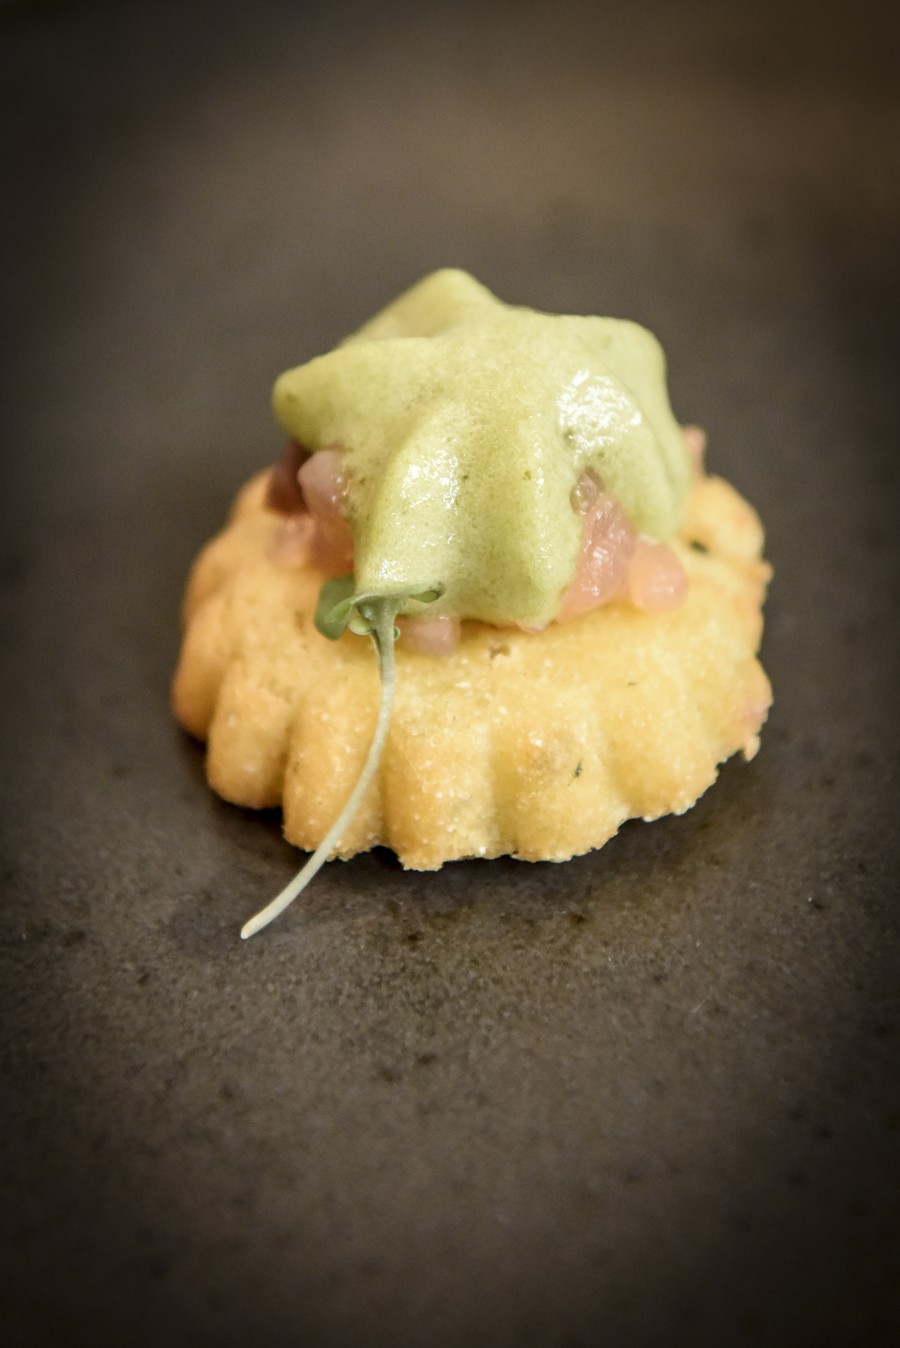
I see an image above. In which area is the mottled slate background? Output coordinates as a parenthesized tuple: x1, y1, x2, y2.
(2, 1, 898, 1345)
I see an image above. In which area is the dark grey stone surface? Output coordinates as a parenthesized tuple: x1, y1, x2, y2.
(2, 2, 898, 1344)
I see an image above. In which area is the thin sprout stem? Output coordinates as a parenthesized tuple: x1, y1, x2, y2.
(240, 604, 398, 939)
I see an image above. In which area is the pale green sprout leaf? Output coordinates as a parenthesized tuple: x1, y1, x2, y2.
(240, 579, 444, 939)
(315, 575, 444, 641)
(313, 574, 357, 639)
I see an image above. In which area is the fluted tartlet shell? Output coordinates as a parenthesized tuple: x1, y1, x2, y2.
(172, 469, 772, 868)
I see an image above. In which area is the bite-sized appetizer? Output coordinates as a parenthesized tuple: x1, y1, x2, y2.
(172, 270, 771, 936)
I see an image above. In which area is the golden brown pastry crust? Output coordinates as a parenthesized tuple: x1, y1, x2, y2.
(172, 469, 771, 868)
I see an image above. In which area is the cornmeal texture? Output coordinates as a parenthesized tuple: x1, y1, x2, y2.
(172, 470, 771, 868)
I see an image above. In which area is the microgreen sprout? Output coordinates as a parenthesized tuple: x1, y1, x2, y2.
(240, 577, 443, 939)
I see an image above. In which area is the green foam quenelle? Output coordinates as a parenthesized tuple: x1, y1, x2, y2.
(273, 270, 691, 631)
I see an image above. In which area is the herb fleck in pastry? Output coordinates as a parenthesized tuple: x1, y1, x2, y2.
(172, 271, 771, 936)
